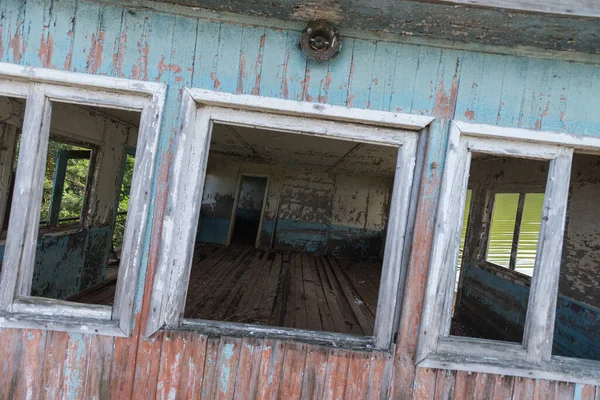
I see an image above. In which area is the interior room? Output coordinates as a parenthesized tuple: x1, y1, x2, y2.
(0, 94, 139, 306)
(452, 152, 600, 361)
(185, 123, 399, 336)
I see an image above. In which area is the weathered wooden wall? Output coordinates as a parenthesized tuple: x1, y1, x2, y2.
(1, 0, 600, 397)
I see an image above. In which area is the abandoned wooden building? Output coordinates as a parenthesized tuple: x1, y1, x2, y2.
(0, 0, 599, 398)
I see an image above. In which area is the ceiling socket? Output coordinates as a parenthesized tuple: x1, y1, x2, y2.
(300, 20, 341, 61)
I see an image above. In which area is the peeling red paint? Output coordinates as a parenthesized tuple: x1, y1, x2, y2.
(346, 62, 355, 107)
(252, 35, 265, 96)
(464, 109, 475, 120)
(281, 52, 289, 99)
(211, 71, 220, 90)
(131, 41, 149, 80)
(113, 32, 127, 78)
(319, 71, 331, 103)
(432, 68, 459, 120)
(38, 33, 56, 69)
(237, 51, 245, 94)
(87, 31, 105, 74)
(303, 66, 313, 102)
(9, 26, 24, 63)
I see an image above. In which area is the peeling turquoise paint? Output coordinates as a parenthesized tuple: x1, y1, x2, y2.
(220, 343, 235, 393)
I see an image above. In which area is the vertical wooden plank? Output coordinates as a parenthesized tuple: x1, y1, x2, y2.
(0, 330, 23, 400)
(117, 6, 150, 80)
(258, 27, 287, 99)
(409, 46, 442, 115)
(179, 333, 208, 400)
(13, 330, 46, 399)
(474, 53, 507, 125)
(0, 0, 26, 63)
(233, 337, 264, 399)
(563, 62, 595, 134)
(533, 379, 556, 399)
(129, 332, 163, 399)
(342, 348, 371, 399)
(554, 381, 575, 399)
(303, 57, 330, 103)
(41, 330, 69, 400)
(452, 371, 475, 400)
(368, 41, 398, 111)
(491, 375, 515, 400)
(454, 50, 485, 123)
(70, 0, 101, 72)
(388, 43, 420, 113)
(282, 31, 307, 101)
(472, 372, 494, 400)
(433, 369, 455, 400)
(21, 0, 50, 67)
(412, 368, 436, 400)
(96, 4, 125, 76)
(496, 55, 529, 127)
(575, 384, 597, 400)
(62, 333, 92, 400)
(214, 336, 242, 399)
(325, 37, 354, 107)
(255, 339, 286, 400)
(192, 20, 220, 89)
(346, 38, 376, 109)
(238, 27, 266, 95)
(156, 331, 187, 400)
(300, 346, 329, 400)
(213, 23, 244, 93)
(539, 60, 571, 132)
(366, 349, 393, 400)
(84, 335, 114, 400)
(322, 348, 350, 400)
(519, 58, 551, 130)
(278, 342, 308, 400)
(512, 377, 536, 400)
(199, 337, 221, 400)
(45, 0, 77, 70)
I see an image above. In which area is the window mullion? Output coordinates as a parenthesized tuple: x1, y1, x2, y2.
(509, 192, 526, 271)
(523, 147, 573, 363)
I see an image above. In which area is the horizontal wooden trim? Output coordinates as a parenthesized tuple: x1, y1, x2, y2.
(466, 136, 565, 160)
(187, 88, 435, 130)
(419, 352, 600, 386)
(179, 319, 378, 351)
(0, 62, 165, 97)
(208, 107, 409, 147)
(455, 120, 600, 154)
(437, 336, 527, 360)
(12, 296, 112, 320)
(0, 312, 126, 337)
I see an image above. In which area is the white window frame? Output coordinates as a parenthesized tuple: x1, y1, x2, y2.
(417, 120, 600, 385)
(146, 88, 434, 350)
(0, 62, 165, 337)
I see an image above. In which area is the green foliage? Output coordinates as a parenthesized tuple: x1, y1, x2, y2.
(112, 153, 135, 248)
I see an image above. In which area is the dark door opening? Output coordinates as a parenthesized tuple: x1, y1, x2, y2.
(230, 175, 268, 247)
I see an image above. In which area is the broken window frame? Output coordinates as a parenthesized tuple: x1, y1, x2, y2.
(417, 120, 600, 385)
(0, 63, 165, 337)
(146, 88, 434, 350)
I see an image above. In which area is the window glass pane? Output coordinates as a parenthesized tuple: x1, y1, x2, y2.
(486, 193, 519, 268)
(186, 122, 402, 336)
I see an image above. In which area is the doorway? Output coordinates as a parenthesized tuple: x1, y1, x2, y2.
(228, 175, 269, 247)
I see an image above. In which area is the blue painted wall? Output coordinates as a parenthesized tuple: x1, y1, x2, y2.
(456, 263, 600, 361)
(1, 0, 599, 330)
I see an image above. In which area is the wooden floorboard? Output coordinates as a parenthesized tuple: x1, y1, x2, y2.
(75, 244, 382, 335)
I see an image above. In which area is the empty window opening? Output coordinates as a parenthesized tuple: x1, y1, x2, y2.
(0, 98, 142, 305)
(229, 175, 268, 247)
(187, 123, 399, 336)
(451, 153, 549, 342)
(552, 152, 600, 362)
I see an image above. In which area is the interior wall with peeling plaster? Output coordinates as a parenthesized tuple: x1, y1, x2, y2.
(198, 153, 392, 258)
